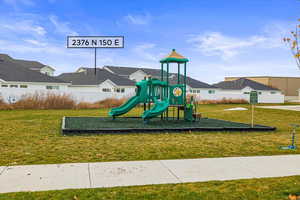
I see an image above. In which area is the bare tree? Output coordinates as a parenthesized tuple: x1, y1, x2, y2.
(283, 19, 300, 69)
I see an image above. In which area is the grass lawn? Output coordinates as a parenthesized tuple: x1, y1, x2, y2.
(1, 104, 300, 199)
(0, 176, 300, 200)
(0, 104, 299, 166)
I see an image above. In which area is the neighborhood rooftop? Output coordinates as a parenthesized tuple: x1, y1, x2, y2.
(104, 66, 216, 88)
(104, 66, 162, 77)
(0, 58, 67, 83)
(57, 68, 136, 86)
(0, 53, 287, 104)
(169, 74, 217, 89)
(0, 54, 53, 71)
(213, 78, 279, 91)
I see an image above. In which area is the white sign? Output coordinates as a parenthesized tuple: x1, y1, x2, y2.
(67, 36, 124, 48)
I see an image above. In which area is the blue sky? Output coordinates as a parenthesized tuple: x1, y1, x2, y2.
(0, 0, 299, 83)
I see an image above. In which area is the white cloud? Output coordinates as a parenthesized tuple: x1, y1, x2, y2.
(24, 39, 47, 46)
(0, 39, 64, 54)
(132, 43, 159, 61)
(188, 32, 267, 60)
(0, 20, 46, 36)
(188, 22, 291, 60)
(49, 15, 78, 36)
(124, 13, 151, 25)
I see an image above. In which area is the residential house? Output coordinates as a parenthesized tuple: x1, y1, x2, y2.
(168, 74, 219, 100)
(103, 66, 218, 100)
(0, 54, 55, 76)
(57, 68, 136, 102)
(213, 78, 284, 103)
(225, 76, 300, 101)
(0, 56, 69, 103)
(103, 66, 162, 82)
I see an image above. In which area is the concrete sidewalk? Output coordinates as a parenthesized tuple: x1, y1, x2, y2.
(1, 155, 300, 194)
(258, 105, 300, 111)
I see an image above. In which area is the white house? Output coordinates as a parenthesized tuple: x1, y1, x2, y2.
(104, 66, 162, 82)
(213, 78, 284, 103)
(57, 68, 136, 102)
(103, 66, 219, 100)
(0, 54, 286, 104)
(0, 56, 69, 103)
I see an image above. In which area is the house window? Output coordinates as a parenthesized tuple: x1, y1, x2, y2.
(102, 88, 111, 92)
(208, 90, 215, 94)
(10, 85, 18, 88)
(243, 92, 250, 94)
(258, 92, 262, 95)
(20, 85, 28, 88)
(46, 86, 59, 90)
(197, 90, 200, 93)
(193, 90, 197, 93)
(1, 85, 8, 88)
(270, 91, 277, 94)
(114, 88, 125, 93)
(189, 89, 192, 93)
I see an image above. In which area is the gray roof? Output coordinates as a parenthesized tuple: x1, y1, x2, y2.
(0, 58, 67, 83)
(213, 78, 279, 91)
(104, 66, 215, 88)
(57, 68, 136, 86)
(104, 66, 161, 77)
(104, 66, 139, 76)
(169, 74, 217, 88)
(0, 54, 53, 71)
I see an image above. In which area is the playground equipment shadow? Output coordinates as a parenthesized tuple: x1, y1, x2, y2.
(62, 117, 276, 134)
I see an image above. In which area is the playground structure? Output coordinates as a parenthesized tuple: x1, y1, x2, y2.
(62, 49, 277, 134)
(109, 49, 196, 122)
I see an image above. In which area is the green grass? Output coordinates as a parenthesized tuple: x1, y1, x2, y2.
(1, 104, 300, 199)
(1, 176, 300, 200)
(0, 104, 299, 166)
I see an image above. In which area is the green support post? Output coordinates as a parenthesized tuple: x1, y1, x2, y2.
(177, 63, 180, 119)
(184, 62, 187, 107)
(177, 63, 180, 84)
(161, 63, 163, 81)
(166, 62, 169, 119)
(161, 63, 164, 119)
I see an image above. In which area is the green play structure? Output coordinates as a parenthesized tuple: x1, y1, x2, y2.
(109, 49, 196, 122)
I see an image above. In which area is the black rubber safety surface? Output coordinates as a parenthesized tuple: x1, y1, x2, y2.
(62, 117, 276, 134)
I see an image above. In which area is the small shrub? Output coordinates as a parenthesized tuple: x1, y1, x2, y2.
(11, 92, 76, 109)
(76, 98, 127, 109)
(97, 98, 127, 108)
(198, 98, 248, 104)
(0, 96, 10, 109)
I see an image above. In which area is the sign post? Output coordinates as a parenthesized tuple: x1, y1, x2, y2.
(249, 91, 258, 128)
(67, 36, 124, 74)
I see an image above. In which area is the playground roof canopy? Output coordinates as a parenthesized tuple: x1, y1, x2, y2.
(160, 49, 189, 63)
